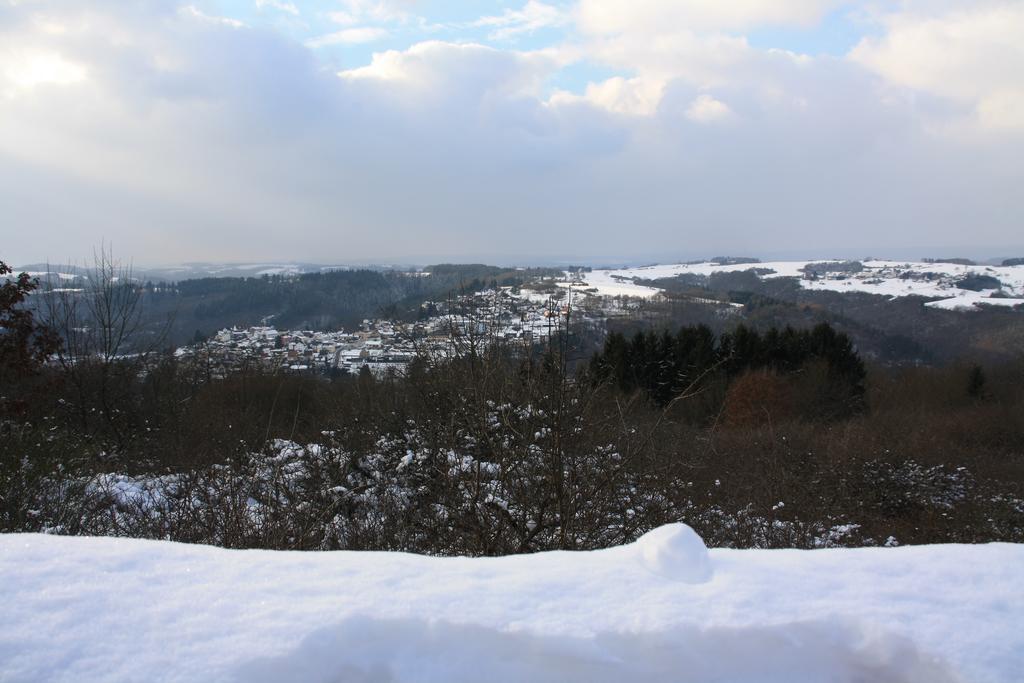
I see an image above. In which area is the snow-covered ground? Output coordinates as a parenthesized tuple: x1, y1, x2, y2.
(571, 260, 1024, 310)
(2, 526, 1021, 682)
(922, 289, 1024, 311)
(567, 269, 666, 298)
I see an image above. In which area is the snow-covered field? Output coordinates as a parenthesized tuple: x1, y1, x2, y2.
(571, 260, 1024, 310)
(2, 526, 1021, 682)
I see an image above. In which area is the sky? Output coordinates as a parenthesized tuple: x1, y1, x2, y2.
(1, 0, 1022, 266)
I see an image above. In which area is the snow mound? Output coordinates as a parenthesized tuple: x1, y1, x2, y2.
(635, 523, 712, 583)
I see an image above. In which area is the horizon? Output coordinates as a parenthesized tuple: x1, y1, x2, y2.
(14, 246, 1024, 274)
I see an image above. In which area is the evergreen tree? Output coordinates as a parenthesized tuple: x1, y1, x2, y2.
(0, 261, 60, 379)
(967, 364, 987, 401)
(589, 321, 865, 419)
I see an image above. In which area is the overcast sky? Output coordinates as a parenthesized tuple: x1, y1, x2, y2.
(2, 0, 1022, 266)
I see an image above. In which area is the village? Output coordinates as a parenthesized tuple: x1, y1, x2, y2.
(175, 285, 611, 378)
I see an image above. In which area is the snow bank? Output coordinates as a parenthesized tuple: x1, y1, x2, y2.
(2, 528, 1022, 682)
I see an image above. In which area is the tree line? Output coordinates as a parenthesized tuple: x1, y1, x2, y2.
(589, 323, 866, 422)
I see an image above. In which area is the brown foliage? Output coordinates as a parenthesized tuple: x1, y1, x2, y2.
(721, 369, 795, 428)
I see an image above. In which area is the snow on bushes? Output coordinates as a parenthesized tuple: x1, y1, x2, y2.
(65, 433, 1020, 553)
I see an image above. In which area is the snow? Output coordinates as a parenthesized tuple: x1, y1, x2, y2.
(572, 260, 1024, 310)
(570, 269, 663, 298)
(635, 523, 712, 583)
(2, 528, 1022, 682)
(924, 290, 1024, 310)
(22, 271, 80, 281)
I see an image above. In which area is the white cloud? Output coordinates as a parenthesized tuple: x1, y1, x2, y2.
(850, 2, 1024, 131)
(566, 0, 868, 132)
(473, 1, 569, 40)
(685, 94, 734, 123)
(1, 50, 86, 92)
(329, 0, 411, 26)
(255, 0, 299, 16)
(581, 28, 759, 87)
(551, 76, 665, 116)
(977, 89, 1024, 132)
(568, 0, 818, 104)
(849, 3, 1024, 101)
(312, 0, 415, 48)
(180, 5, 246, 29)
(340, 41, 558, 99)
(576, 0, 844, 34)
(306, 27, 390, 48)
(327, 11, 359, 26)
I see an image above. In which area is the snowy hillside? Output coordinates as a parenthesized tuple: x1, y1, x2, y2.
(571, 260, 1024, 310)
(2, 527, 1022, 682)
(18, 262, 360, 283)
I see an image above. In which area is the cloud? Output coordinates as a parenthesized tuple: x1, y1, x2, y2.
(567, 0, 827, 118)
(564, 31, 822, 130)
(685, 94, 733, 123)
(1, 50, 86, 92)
(551, 77, 665, 116)
(977, 89, 1024, 132)
(255, 0, 300, 16)
(340, 41, 559, 100)
(575, 0, 844, 34)
(306, 27, 390, 48)
(328, 0, 411, 27)
(180, 5, 246, 29)
(472, 1, 569, 40)
(850, 2, 1024, 131)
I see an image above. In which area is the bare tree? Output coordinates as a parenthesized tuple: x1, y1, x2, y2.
(41, 246, 167, 444)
